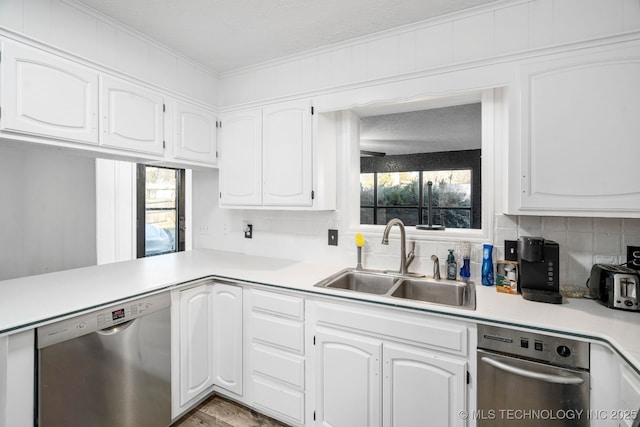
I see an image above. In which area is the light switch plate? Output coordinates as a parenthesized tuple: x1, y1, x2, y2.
(328, 229, 338, 246)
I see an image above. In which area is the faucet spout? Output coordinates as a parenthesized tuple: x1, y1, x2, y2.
(431, 255, 441, 280)
(381, 218, 409, 275)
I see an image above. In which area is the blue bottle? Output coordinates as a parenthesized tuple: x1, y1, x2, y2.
(481, 244, 494, 286)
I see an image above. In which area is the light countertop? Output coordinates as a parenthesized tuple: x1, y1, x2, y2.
(1, 248, 639, 372)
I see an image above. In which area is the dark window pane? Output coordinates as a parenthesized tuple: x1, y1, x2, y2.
(423, 209, 471, 229)
(360, 208, 374, 225)
(377, 208, 419, 226)
(377, 172, 419, 206)
(144, 166, 177, 257)
(360, 173, 375, 205)
(423, 170, 471, 208)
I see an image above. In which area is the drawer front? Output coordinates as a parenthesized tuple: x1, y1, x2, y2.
(253, 377, 304, 425)
(315, 301, 468, 356)
(252, 312, 304, 354)
(251, 289, 304, 319)
(252, 344, 305, 389)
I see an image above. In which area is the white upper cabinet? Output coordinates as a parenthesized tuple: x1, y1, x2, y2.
(174, 101, 218, 165)
(1, 41, 99, 144)
(219, 109, 263, 206)
(511, 40, 640, 217)
(262, 100, 313, 207)
(219, 99, 336, 210)
(100, 76, 165, 155)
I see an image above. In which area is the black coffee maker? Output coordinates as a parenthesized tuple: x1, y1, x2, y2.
(517, 237, 562, 304)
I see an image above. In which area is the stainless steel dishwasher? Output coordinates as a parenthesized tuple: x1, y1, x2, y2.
(477, 324, 590, 426)
(37, 292, 171, 427)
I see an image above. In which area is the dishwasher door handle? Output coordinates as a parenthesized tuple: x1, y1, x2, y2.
(480, 356, 585, 385)
(97, 319, 135, 335)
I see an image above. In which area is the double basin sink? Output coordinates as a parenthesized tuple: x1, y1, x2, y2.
(314, 268, 476, 310)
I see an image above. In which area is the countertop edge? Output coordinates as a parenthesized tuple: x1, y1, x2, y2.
(1, 249, 638, 376)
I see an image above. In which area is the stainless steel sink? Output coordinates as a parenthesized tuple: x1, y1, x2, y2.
(314, 268, 476, 310)
(314, 269, 400, 294)
(390, 278, 473, 308)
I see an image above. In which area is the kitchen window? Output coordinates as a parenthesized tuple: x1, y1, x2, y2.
(136, 165, 186, 257)
(360, 150, 481, 229)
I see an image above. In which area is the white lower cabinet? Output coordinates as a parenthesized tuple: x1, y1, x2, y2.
(212, 283, 243, 396)
(315, 328, 383, 427)
(173, 281, 243, 418)
(247, 289, 307, 426)
(311, 300, 470, 427)
(178, 283, 215, 407)
(591, 343, 640, 427)
(383, 343, 467, 427)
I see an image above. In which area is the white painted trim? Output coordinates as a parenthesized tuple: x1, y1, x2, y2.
(60, 0, 218, 79)
(0, 29, 218, 113)
(96, 159, 136, 264)
(219, 0, 529, 79)
(341, 88, 499, 244)
(185, 169, 193, 251)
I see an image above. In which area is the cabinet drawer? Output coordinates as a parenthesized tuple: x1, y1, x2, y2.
(315, 301, 468, 356)
(253, 377, 304, 425)
(251, 289, 304, 319)
(252, 343, 305, 389)
(252, 312, 304, 354)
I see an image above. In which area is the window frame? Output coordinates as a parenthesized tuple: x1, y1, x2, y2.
(360, 150, 481, 229)
(136, 164, 186, 258)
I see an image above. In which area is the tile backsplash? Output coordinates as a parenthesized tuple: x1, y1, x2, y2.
(495, 215, 640, 288)
(194, 167, 640, 289)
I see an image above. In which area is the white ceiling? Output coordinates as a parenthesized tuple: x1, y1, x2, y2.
(77, 0, 498, 74)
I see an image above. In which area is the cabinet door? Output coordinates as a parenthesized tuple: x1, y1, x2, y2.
(262, 99, 313, 207)
(174, 101, 217, 165)
(100, 76, 164, 155)
(212, 283, 243, 396)
(383, 344, 467, 427)
(517, 41, 640, 215)
(219, 109, 263, 206)
(1, 41, 98, 144)
(179, 285, 214, 406)
(315, 328, 382, 427)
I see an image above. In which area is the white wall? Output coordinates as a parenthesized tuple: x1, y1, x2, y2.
(0, 0, 218, 106)
(219, 0, 640, 107)
(192, 0, 640, 290)
(0, 143, 96, 280)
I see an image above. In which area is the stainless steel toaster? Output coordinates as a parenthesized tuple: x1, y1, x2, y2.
(589, 264, 639, 311)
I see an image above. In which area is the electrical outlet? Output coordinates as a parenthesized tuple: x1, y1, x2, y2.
(244, 223, 253, 239)
(328, 229, 338, 246)
(627, 245, 640, 270)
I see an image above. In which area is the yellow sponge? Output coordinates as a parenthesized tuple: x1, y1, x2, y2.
(355, 233, 365, 247)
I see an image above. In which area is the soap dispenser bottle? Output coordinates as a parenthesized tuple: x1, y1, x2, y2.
(446, 249, 457, 280)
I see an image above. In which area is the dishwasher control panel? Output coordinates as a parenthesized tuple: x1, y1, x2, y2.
(37, 292, 170, 349)
(478, 324, 590, 369)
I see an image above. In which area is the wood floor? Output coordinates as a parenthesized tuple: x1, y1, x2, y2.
(174, 395, 289, 427)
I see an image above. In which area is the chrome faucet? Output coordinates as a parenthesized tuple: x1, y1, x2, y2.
(381, 218, 412, 275)
(431, 255, 441, 279)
